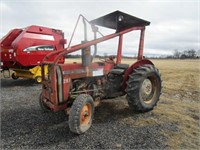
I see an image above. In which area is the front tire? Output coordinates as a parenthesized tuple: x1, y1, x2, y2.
(69, 94, 94, 134)
(126, 64, 161, 112)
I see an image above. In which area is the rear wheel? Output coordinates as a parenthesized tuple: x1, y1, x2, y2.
(69, 94, 94, 134)
(126, 64, 161, 112)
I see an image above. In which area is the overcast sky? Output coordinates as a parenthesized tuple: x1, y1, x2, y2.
(1, 0, 199, 56)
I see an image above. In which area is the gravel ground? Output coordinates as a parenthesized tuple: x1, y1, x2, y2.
(1, 78, 168, 149)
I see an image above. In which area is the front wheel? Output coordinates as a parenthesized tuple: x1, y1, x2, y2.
(69, 94, 94, 134)
(35, 76, 42, 84)
(126, 64, 161, 112)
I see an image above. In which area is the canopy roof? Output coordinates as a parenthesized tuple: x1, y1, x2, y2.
(90, 10, 150, 32)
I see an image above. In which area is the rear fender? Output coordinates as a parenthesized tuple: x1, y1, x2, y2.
(122, 59, 154, 91)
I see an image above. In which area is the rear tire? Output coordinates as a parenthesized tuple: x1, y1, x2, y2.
(126, 64, 161, 112)
(69, 94, 94, 134)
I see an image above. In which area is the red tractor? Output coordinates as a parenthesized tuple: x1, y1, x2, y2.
(0, 25, 65, 83)
(40, 11, 162, 134)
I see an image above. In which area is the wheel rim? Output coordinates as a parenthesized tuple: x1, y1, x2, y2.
(141, 78, 154, 104)
(36, 77, 42, 83)
(80, 103, 92, 125)
(12, 73, 18, 79)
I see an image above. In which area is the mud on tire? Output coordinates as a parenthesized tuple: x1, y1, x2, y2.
(69, 94, 94, 134)
(126, 64, 161, 112)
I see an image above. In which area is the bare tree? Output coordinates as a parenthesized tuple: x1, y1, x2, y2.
(174, 49, 181, 58)
(188, 49, 196, 58)
(197, 49, 200, 58)
(180, 49, 197, 59)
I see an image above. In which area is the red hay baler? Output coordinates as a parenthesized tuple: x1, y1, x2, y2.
(0, 25, 65, 83)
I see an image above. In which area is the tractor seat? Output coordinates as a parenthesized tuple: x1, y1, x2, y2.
(114, 64, 129, 70)
(109, 64, 129, 75)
